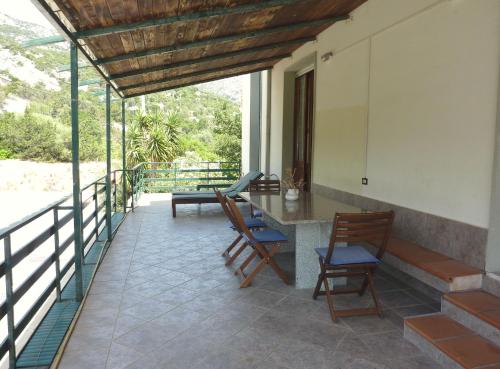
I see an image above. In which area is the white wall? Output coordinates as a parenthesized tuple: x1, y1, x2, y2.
(269, 0, 500, 227)
(241, 74, 251, 174)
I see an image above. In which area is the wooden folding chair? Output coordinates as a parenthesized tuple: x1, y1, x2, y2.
(226, 198, 290, 288)
(312, 211, 394, 321)
(248, 179, 281, 218)
(216, 191, 266, 266)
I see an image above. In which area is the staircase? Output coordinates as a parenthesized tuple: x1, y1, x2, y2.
(404, 290, 500, 368)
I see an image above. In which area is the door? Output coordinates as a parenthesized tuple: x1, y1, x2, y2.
(293, 69, 314, 192)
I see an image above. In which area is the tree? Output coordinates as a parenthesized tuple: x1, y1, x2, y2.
(212, 101, 242, 163)
(126, 111, 182, 167)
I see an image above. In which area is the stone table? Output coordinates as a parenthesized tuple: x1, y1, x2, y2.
(239, 191, 363, 288)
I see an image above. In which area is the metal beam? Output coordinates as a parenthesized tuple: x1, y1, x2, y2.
(125, 65, 273, 98)
(121, 54, 288, 92)
(79, 78, 101, 87)
(70, 43, 84, 302)
(57, 63, 91, 72)
(110, 36, 314, 81)
(33, 0, 123, 98)
(92, 90, 106, 96)
(75, 0, 300, 39)
(21, 35, 65, 47)
(121, 100, 127, 214)
(105, 84, 112, 242)
(96, 15, 349, 65)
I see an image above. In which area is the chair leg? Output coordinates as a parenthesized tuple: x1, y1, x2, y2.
(367, 269, 383, 317)
(240, 258, 268, 288)
(313, 260, 325, 300)
(322, 274, 337, 322)
(239, 243, 286, 288)
(358, 275, 369, 296)
(225, 241, 248, 266)
(222, 234, 242, 257)
(267, 244, 289, 284)
(235, 249, 259, 276)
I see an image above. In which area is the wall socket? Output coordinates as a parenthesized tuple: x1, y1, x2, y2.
(362, 177, 368, 185)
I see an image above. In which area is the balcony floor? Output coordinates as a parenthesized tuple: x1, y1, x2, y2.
(58, 194, 444, 369)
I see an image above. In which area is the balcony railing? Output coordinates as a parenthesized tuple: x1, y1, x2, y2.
(0, 161, 239, 368)
(0, 169, 130, 368)
(130, 161, 241, 196)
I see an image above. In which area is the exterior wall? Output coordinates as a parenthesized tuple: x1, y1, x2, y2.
(269, 0, 500, 229)
(241, 74, 251, 174)
(242, 72, 264, 174)
(268, 0, 500, 269)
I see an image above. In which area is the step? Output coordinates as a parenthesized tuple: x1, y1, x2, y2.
(382, 238, 482, 293)
(404, 314, 500, 369)
(483, 273, 500, 298)
(442, 290, 500, 346)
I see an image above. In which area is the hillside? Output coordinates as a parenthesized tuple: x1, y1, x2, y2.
(0, 12, 243, 165)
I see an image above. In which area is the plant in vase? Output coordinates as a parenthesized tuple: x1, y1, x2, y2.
(282, 168, 303, 201)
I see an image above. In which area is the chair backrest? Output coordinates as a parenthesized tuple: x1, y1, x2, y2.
(249, 179, 281, 192)
(226, 197, 258, 245)
(326, 211, 395, 261)
(216, 191, 239, 230)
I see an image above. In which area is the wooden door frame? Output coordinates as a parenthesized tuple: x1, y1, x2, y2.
(292, 69, 315, 192)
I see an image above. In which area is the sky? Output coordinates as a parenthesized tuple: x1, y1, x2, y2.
(2, 0, 54, 28)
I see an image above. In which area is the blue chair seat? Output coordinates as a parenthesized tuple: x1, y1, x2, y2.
(252, 209, 263, 218)
(230, 217, 266, 230)
(251, 229, 287, 243)
(315, 246, 380, 266)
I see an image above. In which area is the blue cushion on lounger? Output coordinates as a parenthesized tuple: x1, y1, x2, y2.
(230, 217, 266, 230)
(250, 229, 287, 243)
(315, 246, 380, 266)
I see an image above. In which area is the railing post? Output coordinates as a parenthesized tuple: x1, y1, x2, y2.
(121, 100, 127, 214)
(53, 209, 62, 301)
(4, 235, 16, 369)
(174, 162, 177, 191)
(70, 42, 84, 302)
(131, 169, 135, 212)
(105, 84, 112, 242)
(94, 182, 99, 239)
(113, 171, 117, 213)
(207, 162, 210, 188)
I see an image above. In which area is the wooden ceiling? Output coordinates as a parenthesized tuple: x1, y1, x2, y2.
(37, 0, 367, 97)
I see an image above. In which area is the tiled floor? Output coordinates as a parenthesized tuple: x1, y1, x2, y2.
(58, 194, 444, 369)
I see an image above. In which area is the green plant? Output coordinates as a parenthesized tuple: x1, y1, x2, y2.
(126, 112, 182, 167)
(0, 148, 12, 159)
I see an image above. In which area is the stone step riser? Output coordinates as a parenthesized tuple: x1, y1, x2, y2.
(483, 273, 500, 298)
(404, 319, 465, 369)
(442, 298, 500, 346)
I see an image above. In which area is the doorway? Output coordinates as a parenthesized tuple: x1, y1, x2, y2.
(293, 69, 314, 192)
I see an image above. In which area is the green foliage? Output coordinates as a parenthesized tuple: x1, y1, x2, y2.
(0, 148, 12, 160)
(212, 101, 242, 163)
(126, 112, 182, 167)
(0, 112, 69, 161)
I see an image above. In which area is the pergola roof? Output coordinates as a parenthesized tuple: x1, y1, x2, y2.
(35, 0, 366, 98)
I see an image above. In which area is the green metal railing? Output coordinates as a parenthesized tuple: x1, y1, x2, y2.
(129, 161, 241, 196)
(0, 169, 132, 368)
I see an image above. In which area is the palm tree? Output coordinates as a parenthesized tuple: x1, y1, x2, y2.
(126, 111, 181, 167)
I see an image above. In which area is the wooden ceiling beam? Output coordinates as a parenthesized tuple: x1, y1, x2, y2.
(109, 36, 314, 81)
(74, 0, 301, 39)
(96, 15, 349, 65)
(119, 54, 289, 91)
(125, 66, 273, 98)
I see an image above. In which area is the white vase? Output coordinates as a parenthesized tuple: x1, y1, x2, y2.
(285, 188, 299, 201)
